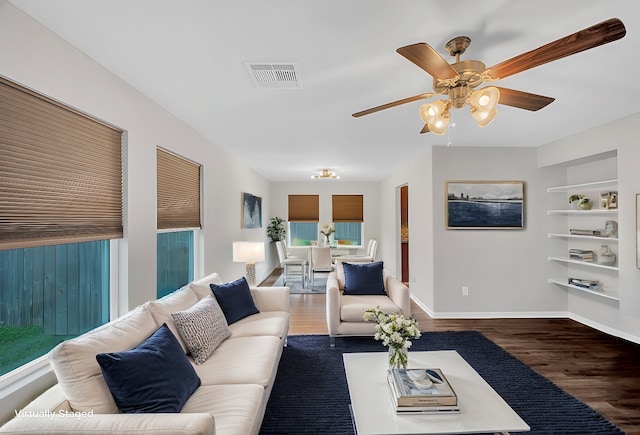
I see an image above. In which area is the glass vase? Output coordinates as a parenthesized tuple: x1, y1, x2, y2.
(388, 346, 408, 369)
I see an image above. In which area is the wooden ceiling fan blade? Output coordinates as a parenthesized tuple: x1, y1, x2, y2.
(495, 87, 555, 111)
(397, 43, 459, 80)
(485, 18, 626, 80)
(419, 124, 431, 134)
(352, 93, 434, 117)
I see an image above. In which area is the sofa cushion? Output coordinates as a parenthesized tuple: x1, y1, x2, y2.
(189, 272, 224, 300)
(171, 295, 231, 364)
(96, 324, 201, 413)
(228, 311, 289, 339)
(48, 304, 158, 413)
(147, 285, 199, 354)
(340, 295, 401, 322)
(210, 277, 259, 324)
(193, 336, 282, 387)
(182, 385, 264, 435)
(343, 261, 386, 295)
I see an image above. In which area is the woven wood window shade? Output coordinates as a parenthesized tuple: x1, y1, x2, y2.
(332, 195, 364, 222)
(157, 148, 201, 230)
(0, 77, 123, 250)
(288, 194, 319, 222)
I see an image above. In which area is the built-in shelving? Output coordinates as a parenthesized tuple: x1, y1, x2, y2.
(548, 233, 618, 242)
(547, 279, 620, 301)
(547, 209, 619, 215)
(547, 178, 619, 302)
(548, 256, 618, 271)
(546, 179, 618, 193)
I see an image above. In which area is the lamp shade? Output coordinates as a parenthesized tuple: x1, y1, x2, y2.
(419, 100, 447, 124)
(471, 107, 497, 127)
(233, 241, 265, 263)
(469, 87, 500, 111)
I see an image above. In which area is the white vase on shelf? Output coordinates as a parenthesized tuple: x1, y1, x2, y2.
(599, 245, 616, 266)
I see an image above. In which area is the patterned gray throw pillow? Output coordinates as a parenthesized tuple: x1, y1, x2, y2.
(171, 295, 231, 365)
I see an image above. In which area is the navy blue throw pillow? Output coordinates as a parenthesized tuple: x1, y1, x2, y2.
(343, 261, 386, 295)
(210, 276, 259, 324)
(96, 323, 201, 413)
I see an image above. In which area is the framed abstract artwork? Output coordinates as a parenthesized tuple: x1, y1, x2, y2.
(446, 180, 524, 229)
(241, 192, 262, 229)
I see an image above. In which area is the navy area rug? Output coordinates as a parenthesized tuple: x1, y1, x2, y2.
(260, 331, 622, 435)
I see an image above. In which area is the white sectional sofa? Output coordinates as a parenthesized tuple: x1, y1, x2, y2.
(0, 272, 290, 435)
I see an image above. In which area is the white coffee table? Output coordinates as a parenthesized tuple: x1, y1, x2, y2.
(343, 350, 530, 434)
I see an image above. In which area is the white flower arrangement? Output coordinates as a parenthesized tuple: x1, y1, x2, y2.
(363, 306, 421, 368)
(320, 223, 335, 237)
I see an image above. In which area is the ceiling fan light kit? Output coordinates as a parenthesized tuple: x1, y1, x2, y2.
(353, 18, 626, 136)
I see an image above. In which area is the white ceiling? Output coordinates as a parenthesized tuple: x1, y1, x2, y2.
(8, 0, 640, 181)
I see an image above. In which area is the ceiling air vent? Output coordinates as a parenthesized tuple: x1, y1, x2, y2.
(245, 62, 301, 89)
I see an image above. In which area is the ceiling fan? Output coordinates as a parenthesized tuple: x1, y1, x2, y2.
(352, 18, 626, 135)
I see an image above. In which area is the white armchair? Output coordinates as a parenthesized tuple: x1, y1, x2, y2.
(326, 259, 411, 346)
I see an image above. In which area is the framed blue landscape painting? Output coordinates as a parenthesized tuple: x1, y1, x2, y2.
(446, 181, 524, 229)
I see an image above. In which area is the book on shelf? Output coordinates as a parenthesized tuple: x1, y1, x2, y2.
(569, 228, 603, 236)
(568, 249, 595, 262)
(568, 278, 602, 290)
(387, 368, 458, 409)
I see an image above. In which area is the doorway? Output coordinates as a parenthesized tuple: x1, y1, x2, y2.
(400, 185, 409, 284)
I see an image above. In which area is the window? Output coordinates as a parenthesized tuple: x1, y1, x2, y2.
(288, 194, 319, 246)
(332, 195, 364, 246)
(0, 77, 122, 377)
(288, 222, 318, 246)
(157, 231, 194, 298)
(0, 241, 110, 376)
(334, 222, 362, 246)
(156, 148, 201, 298)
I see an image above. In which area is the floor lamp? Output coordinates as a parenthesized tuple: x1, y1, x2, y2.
(233, 241, 265, 287)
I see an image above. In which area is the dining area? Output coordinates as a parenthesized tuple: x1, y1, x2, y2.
(276, 239, 378, 289)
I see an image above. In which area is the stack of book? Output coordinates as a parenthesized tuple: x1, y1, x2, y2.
(568, 277, 601, 290)
(386, 368, 459, 414)
(569, 228, 603, 236)
(569, 249, 595, 262)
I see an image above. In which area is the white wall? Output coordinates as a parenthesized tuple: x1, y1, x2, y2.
(430, 147, 566, 316)
(0, 1, 271, 421)
(380, 148, 435, 307)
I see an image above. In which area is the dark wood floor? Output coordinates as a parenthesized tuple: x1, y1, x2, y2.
(266, 272, 640, 434)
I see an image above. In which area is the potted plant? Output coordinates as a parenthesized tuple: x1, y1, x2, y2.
(569, 194, 592, 210)
(267, 216, 286, 242)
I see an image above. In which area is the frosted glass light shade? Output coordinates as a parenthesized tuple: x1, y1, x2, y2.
(419, 100, 447, 124)
(469, 87, 500, 111)
(471, 107, 497, 127)
(428, 113, 450, 135)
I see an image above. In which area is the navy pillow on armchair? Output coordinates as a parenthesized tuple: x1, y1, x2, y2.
(343, 261, 386, 295)
(210, 276, 259, 324)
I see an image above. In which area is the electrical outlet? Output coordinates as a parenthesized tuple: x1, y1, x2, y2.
(462, 286, 469, 296)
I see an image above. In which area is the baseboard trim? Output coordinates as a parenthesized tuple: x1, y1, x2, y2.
(411, 295, 640, 345)
(569, 313, 640, 344)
